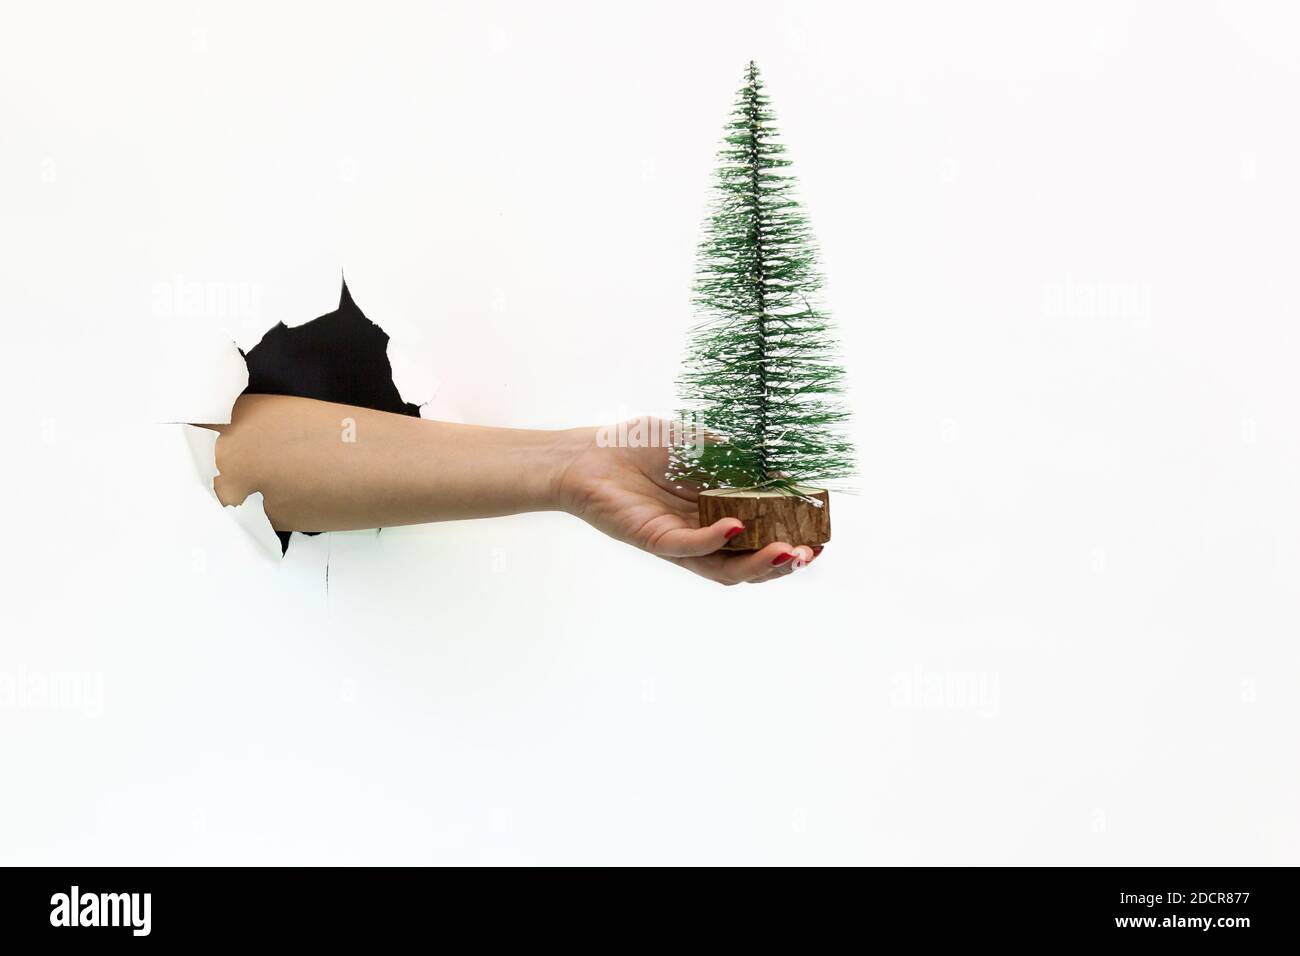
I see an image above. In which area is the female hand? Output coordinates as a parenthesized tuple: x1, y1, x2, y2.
(556, 419, 818, 585)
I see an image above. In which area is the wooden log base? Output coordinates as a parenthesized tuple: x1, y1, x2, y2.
(699, 486, 831, 551)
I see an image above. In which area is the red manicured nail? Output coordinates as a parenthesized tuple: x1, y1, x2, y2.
(724, 524, 745, 540)
(811, 545, 824, 558)
(772, 552, 794, 566)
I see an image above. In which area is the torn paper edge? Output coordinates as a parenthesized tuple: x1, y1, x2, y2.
(181, 424, 284, 561)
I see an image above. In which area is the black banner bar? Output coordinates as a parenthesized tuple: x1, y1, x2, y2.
(0, 866, 1292, 944)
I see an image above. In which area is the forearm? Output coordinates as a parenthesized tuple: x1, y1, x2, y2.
(211, 394, 591, 531)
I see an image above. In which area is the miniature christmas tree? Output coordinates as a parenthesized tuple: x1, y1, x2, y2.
(670, 61, 854, 550)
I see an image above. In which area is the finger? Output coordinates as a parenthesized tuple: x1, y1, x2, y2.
(745, 545, 817, 583)
(650, 518, 746, 558)
(748, 564, 795, 584)
(712, 541, 808, 585)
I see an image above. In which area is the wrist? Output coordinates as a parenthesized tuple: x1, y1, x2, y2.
(547, 425, 599, 515)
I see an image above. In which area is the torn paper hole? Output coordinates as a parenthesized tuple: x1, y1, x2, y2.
(175, 277, 444, 557)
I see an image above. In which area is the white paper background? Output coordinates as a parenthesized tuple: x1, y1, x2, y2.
(1, 0, 1297, 863)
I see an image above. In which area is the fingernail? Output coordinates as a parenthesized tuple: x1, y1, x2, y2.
(724, 524, 745, 540)
(811, 545, 824, 559)
(772, 552, 794, 566)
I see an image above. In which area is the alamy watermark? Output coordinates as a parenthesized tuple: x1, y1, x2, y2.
(596, 415, 709, 455)
(50, 886, 150, 936)
(1043, 276, 1151, 322)
(0, 668, 104, 718)
(152, 274, 261, 325)
(890, 667, 1000, 718)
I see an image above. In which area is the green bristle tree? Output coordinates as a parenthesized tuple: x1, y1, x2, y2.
(669, 61, 854, 498)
